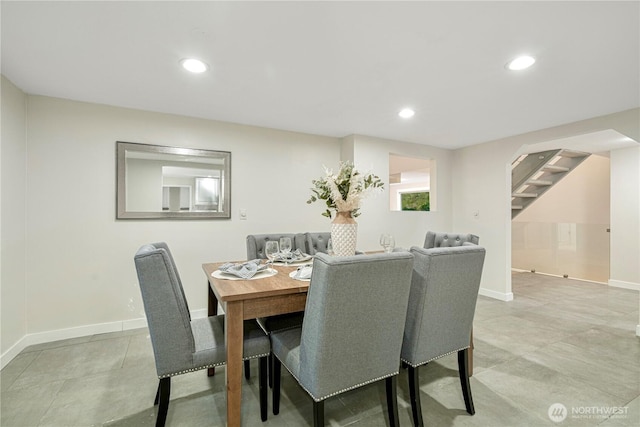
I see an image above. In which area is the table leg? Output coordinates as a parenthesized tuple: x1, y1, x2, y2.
(208, 285, 219, 316)
(208, 284, 219, 377)
(225, 301, 244, 427)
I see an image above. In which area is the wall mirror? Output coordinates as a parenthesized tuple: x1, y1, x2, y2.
(117, 141, 231, 219)
(389, 154, 434, 212)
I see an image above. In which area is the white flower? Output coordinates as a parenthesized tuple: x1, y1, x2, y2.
(307, 161, 384, 218)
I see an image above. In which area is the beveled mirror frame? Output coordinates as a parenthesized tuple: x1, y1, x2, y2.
(116, 141, 231, 219)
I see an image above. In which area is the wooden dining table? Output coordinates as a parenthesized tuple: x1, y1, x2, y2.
(202, 262, 310, 427)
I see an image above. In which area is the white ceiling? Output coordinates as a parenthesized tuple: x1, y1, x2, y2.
(2, 1, 639, 150)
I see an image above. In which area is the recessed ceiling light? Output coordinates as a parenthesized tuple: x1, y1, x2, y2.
(180, 58, 208, 73)
(398, 108, 415, 119)
(506, 55, 536, 71)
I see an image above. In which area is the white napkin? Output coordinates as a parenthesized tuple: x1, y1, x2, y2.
(294, 264, 313, 280)
(218, 259, 267, 279)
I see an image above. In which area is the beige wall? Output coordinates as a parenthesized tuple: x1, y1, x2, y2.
(346, 134, 454, 250)
(1, 76, 28, 359)
(1, 92, 459, 364)
(21, 96, 341, 340)
(610, 146, 640, 287)
(452, 137, 515, 300)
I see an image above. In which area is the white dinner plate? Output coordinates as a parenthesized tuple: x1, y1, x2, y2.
(212, 268, 278, 281)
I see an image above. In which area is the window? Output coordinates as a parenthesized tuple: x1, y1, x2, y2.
(389, 154, 434, 211)
(400, 191, 430, 211)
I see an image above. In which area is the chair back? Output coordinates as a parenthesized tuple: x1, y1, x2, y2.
(303, 232, 331, 255)
(424, 231, 479, 248)
(246, 233, 301, 259)
(298, 252, 414, 400)
(134, 243, 195, 377)
(402, 245, 485, 366)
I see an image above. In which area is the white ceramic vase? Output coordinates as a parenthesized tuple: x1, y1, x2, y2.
(331, 211, 357, 256)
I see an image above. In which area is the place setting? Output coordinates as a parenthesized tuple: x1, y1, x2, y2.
(211, 259, 276, 280)
(211, 238, 313, 281)
(270, 237, 313, 266)
(289, 263, 313, 281)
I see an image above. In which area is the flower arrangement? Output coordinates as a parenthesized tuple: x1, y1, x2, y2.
(307, 161, 384, 218)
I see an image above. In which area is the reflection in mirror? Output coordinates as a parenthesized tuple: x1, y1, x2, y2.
(117, 141, 231, 219)
(195, 177, 219, 209)
(389, 154, 434, 212)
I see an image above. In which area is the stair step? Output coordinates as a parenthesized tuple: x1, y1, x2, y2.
(559, 149, 590, 158)
(543, 165, 570, 173)
(511, 149, 591, 219)
(526, 179, 553, 186)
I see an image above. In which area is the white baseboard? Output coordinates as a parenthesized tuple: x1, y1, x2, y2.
(1, 308, 209, 370)
(1, 339, 28, 371)
(191, 308, 209, 319)
(123, 318, 148, 331)
(479, 287, 514, 301)
(609, 279, 640, 291)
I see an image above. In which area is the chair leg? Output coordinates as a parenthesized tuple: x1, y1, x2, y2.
(244, 359, 251, 381)
(408, 366, 424, 427)
(155, 377, 171, 427)
(458, 349, 475, 415)
(258, 356, 268, 422)
(385, 376, 400, 427)
(469, 328, 474, 377)
(312, 400, 324, 427)
(272, 356, 282, 415)
(268, 353, 274, 388)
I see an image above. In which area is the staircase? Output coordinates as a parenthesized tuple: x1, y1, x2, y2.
(511, 149, 590, 218)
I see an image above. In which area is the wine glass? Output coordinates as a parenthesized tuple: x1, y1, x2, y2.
(380, 234, 395, 253)
(265, 241, 279, 272)
(279, 237, 292, 264)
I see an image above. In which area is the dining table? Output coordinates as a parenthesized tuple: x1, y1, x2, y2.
(202, 261, 310, 427)
(202, 254, 475, 426)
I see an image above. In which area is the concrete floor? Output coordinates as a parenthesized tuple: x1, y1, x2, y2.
(2, 272, 639, 426)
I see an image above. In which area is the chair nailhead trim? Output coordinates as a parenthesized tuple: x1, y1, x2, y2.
(275, 355, 398, 402)
(159, 352, 270, 379)
(400, 345, 469, 368)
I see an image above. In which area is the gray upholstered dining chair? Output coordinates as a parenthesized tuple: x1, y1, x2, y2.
(423, 231, 479, 248)
(301, 231, 332, 255)
(401, 245, 486, 427)
(423, 231, 480, 376)
(246, 233, 302, 259)
(134, 242, 271, 427)
(246, 233, 307, 385)
(245, 233, 308, 336)
(271, 252, 414, 427)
